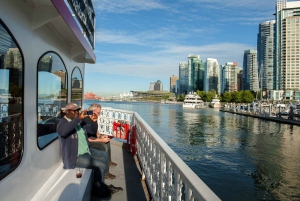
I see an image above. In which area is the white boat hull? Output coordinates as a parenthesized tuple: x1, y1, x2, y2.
(209, 103, 221, 108)
(183, 103, 203, 108)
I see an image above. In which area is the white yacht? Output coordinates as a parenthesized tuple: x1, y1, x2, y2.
(183, 93, 204, 108)
(209, 95, 221, 108)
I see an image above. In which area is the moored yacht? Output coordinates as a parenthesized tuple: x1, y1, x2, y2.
(209, 95, 221, 108)
(0, 1, 220, 201)
(183, 92, 204, 108)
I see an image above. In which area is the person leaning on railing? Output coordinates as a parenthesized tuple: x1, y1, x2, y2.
(57, 102, 122, 198)
(82, 103, 118, 180)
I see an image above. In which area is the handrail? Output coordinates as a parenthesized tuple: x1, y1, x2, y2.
(99, 107, 220, 201)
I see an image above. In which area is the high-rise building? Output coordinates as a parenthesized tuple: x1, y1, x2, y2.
(170, 75, 178, 93)
(221, 62, 240, 93)
(187, 55, 204, 93)
(149, 82, 155, 91)
(243, 50, 259, 92)
(257, 20, 275, 90)
(154, 80, 163, 91)
(179, 62, 188, 94)
(205, 58, 220, 93)
(275, 0, 300, 90)
(237, 70, 243, 91)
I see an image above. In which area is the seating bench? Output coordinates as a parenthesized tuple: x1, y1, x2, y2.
(31, 163, 93, 201)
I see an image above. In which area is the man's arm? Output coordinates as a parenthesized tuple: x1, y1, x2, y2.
(88, 135, 110, 143)
(57, 117, 80, 137)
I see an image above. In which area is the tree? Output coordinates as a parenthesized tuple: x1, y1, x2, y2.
(222, 91, 232, 102)
(231, 91, 242, 103)
(196, 90, 206, 101)
(206, 90, 216, 102)
(242, 90, 254, 103)
(177, 94, 185, 101)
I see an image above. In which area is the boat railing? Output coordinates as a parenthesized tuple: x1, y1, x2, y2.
(99, 107, 220, 201)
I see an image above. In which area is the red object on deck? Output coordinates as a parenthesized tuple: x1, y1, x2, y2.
(113, 121, 130, 139)
(130, 125, 137, 155)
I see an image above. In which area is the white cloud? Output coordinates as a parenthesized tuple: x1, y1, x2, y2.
(93, 0, 167, 13)
(95, 30, 144, 45)
(89, 42, 255, 80)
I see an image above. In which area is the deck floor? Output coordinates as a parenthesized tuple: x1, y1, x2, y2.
(91, 140, 148, 201)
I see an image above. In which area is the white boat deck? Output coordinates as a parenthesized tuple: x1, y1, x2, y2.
(91, 140, 148, 201)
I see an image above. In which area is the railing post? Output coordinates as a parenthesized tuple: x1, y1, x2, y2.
(160, 153, 165, 200)
(174, 172, 182, 201)
(185, 184, 192, 201)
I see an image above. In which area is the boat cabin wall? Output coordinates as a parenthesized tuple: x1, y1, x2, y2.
(0, 1, 86, 200)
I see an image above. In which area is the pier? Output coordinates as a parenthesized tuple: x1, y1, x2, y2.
(219, 103, 300, 126)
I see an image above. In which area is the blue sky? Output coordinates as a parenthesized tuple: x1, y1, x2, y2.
(84, 0, 277, 97)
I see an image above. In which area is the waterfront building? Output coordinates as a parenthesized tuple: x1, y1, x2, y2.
(119, 92, 133, 99)
(175, 80, 179, 94)
(294, 90, 300, 100)
(204, 58, 221, 93)
(270, 90, 284, 101)
(237, 70, 243, 91)
(221, 62, 240, 93)
(84, 92, 100, 100)
(149, 82, 155, 91)
(187, 54, 204, 93)
(154, 80, 163, 91)
(275, 0, 300, 90)
(242, 50, 259, 92)
(179, 62, 188, 94)
(170, 75, 178, 93)
(257, 20, 275, 90)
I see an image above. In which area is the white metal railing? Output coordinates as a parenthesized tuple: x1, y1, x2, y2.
(99, 107, 220, 201)
(98, 107, 133, 137)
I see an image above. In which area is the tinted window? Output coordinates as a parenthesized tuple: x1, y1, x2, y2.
(37, 52, 67, 149)
(71, 67, 82, 107)
(0, 21, 23, 180)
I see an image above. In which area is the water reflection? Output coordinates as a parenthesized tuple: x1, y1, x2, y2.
(85, 101, 300, 201)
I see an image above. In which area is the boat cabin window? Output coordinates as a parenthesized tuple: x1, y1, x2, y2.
(37, 52, 67, 149)
(0, 21, 24, 181)
(71, 67, 82, 107)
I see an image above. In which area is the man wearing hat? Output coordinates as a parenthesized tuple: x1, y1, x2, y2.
(57, 102, 121, 197)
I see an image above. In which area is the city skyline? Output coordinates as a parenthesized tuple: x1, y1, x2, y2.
(84, 0, 292, 96)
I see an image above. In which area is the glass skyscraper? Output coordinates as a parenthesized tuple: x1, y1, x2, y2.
(257, 20, 275, 90)
(205, 58, 220, 93)
(178, 62, 188, 94)
(188, 55, 204, 93)
(243, 50, 259, 92)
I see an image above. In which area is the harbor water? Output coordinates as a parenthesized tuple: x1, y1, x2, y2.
(84, 100, 300, 201)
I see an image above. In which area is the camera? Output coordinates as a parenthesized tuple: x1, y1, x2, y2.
(85, 110, 93, 115)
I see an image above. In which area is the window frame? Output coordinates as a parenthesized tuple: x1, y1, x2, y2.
(0, 19, 25, 181)
(36, 51, 68, 150)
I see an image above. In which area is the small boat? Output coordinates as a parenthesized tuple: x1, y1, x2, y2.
(209, 95, 221, 108)
(183, 92, 204, 108)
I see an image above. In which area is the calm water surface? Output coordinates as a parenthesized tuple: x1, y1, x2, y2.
(84, 100, 300, 201)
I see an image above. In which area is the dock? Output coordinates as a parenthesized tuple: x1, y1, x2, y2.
(219, 108, 300, 126)
(91, 140, 148, 201)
